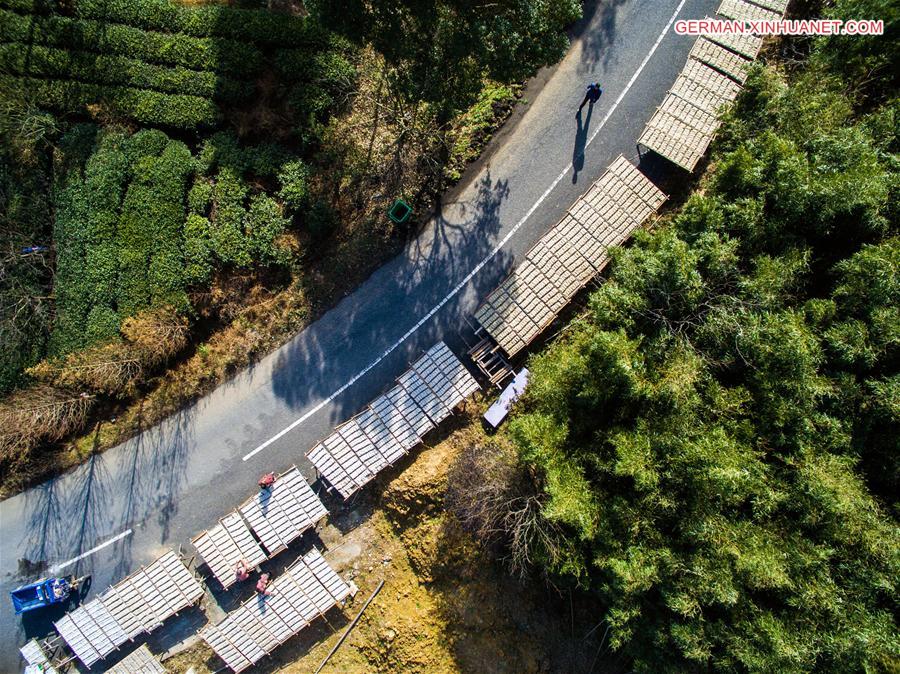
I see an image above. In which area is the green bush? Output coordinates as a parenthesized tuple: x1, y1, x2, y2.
(85, 305, 120, 344)
(85, 243, 119, 307)
(83, 131, 130, 243)
(209, 168, 251, 266)
(149, 142, 193, 310)
(0, 0, 52, 12)
(122, 129, 170, 166)
(187, 178, 212, 216)
(183, 213, 213, 284)
(245, 195, 289, 265)
(71, 0, 328, 47)
(277, 159, 310, 212)
(197, 132, 290, 179)
(288, 83, 334, 125)
(306, 200, 337, 240)
(149, 242, 188, 310)
(0, 42, 251, 101)
(0, 9, 263, 76)
(205, 169, 292, 267)
(117, 139, 193, 315)
(276, 48, 356, 91)
(79, 133, 131, 322)
(53, 122, 98, 174)
(0, 75, 219, 129)
(50, 172, 91, 354)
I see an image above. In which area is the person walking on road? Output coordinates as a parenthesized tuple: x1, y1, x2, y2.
(578, 82, 602, 114)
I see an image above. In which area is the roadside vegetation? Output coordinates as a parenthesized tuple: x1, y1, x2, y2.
(165, 410, 622, 674)
(450, 1, 900, 672)
(0, 0, 580, 495)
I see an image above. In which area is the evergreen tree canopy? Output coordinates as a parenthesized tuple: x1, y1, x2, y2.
(508, 17, 899, 673)
(308, 0, 581, 116)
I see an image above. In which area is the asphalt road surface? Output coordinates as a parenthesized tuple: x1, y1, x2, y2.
(0, 0, 719, 669)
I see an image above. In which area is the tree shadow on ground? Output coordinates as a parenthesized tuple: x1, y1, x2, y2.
(12, 404, 197, 651)
(574, 0, 630, 76)
(268, 170, 513, 435)
(429, 516, 629, 674)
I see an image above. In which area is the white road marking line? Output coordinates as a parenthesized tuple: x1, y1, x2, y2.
(49, 529, 133, 573)
(243, 0, 688, 463)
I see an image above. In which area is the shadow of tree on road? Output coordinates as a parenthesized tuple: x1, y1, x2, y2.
(267, 170, 513, 439)
(575, 0, 628, 76)
(17, 405, 197, 590)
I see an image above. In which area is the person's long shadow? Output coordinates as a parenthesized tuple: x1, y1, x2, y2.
(572, 102, 595, 184)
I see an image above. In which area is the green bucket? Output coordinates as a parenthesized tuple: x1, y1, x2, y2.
(388, 198, 412, 224)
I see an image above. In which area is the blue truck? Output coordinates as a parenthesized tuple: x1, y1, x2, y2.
(10, 577, 78, 615)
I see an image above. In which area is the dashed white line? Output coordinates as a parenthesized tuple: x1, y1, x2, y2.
(49, 529, 133, 573)
(243, 0, 688, 463)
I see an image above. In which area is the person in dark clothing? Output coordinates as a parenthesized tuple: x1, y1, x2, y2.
(578, 82, 602, 113)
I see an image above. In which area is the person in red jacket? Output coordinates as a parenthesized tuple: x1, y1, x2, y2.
(258, 472, 276, 490)
(255, 573, 274, 596)
(234, 559, 251, 583)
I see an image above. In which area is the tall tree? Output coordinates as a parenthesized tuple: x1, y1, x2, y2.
(484, 10, 900, 670)
(308, 0, 581, 117)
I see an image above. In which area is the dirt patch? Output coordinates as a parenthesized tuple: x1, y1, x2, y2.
(165, 410, 624, 674)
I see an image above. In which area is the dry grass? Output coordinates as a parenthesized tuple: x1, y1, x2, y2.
(0, 50, 520, 498)
(163, 411, 623, 674)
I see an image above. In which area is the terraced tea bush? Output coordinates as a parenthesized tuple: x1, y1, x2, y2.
(72, 0, 328, 47)
(117, 140, 193, 315)
(277, 160, 310, 212)
(0, 43, 250, 100)
(0, 9, 263, 76)
(0, 76, 219, 129)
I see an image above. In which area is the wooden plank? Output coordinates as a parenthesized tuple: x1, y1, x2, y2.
(679, 58, 742, 102)
(55, 613, 102, 667)
(690, 37, 753, 83)
(607, 155, 667, 212)
(658, 94, 721, 135)
(410, 352, 459, 414)
(336, 418, 390, 476)
(102, 582, 152, 639)
(202, 625, 254, 673)
(639, 108, 714, 172)
(396, 367, 447, 425)
(536, 228, 595, 291)
(356, 407, 406, 464)
(303, 549, 354, 603)
(323, 433, 371, 490)
(423, 342, 480, 401)
(745, 0, 788, 12)
(385, 383, 434, 438)
(306, 442, 356, 499)
(670, 74, 735, 116)
(717, 0, 783, 22)
(370, 392, 419, 451)
(705, 28, 763, 59)
(238, 468, 325, 556)
(106, 644, 166, 674)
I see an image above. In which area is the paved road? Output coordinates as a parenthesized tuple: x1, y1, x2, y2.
(0, 0, 717, 669)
